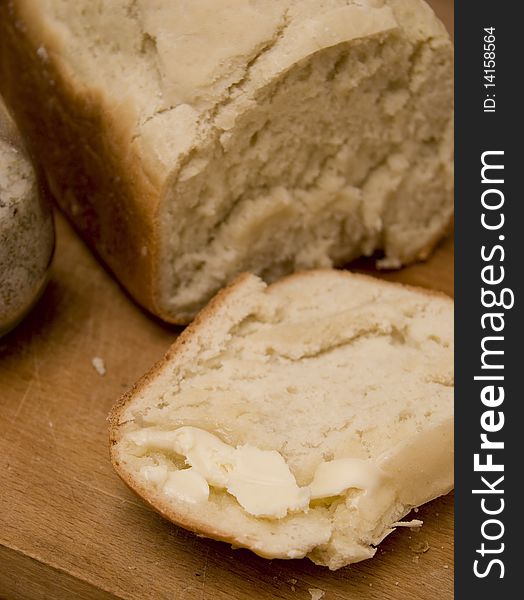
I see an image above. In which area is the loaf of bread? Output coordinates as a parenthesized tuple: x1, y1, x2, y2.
(110, 270, 453, 569)
(0, 98, 54, 335)
(0, 1, 453, 323)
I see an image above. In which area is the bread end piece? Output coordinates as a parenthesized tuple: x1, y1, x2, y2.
(110, 270, 453, 569)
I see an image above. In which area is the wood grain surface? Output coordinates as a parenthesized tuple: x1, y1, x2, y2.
(0, 2, 454, 598)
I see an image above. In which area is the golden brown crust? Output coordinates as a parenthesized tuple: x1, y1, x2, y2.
(108, 269, 452, 558)
(0, 0, 169, 320)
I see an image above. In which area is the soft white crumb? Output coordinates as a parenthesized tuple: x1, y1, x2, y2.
(308, 589, 325, 600)
(91, 356, 106, 376)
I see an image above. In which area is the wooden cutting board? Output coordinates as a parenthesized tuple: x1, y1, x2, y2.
(0, 2, 454, 598)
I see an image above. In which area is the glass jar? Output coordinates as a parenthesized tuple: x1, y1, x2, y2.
(0, 99, 55, 337)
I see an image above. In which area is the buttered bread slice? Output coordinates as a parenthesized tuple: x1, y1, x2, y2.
(109, 271, 453, 569)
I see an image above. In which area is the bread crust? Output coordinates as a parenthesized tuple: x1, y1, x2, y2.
(0, 0, 166, 318)
(108, 269, 453, 561)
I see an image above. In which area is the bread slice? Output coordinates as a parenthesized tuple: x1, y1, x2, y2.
(0, 0, 453, 323)
(109, 270, 453, 569)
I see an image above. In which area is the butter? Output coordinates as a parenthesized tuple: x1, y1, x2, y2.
(133, 426, 308, 518)
(163, 468, 209, 504)
(227, 445, 310, 518)
(131, 427, 384, 518)
(171, 427, 235, 488)
(141, 464, 169, 487)
(309, 458, 385, 500)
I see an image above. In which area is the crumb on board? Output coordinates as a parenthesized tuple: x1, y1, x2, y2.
(308, 589, 325, 600)
(91, 356, 106, 376)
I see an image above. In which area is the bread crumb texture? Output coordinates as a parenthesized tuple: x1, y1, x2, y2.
(4, 0, 453, 321)
(111, 271, 454, 569)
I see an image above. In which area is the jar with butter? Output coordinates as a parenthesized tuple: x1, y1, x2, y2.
(0, 98, 54, 336)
